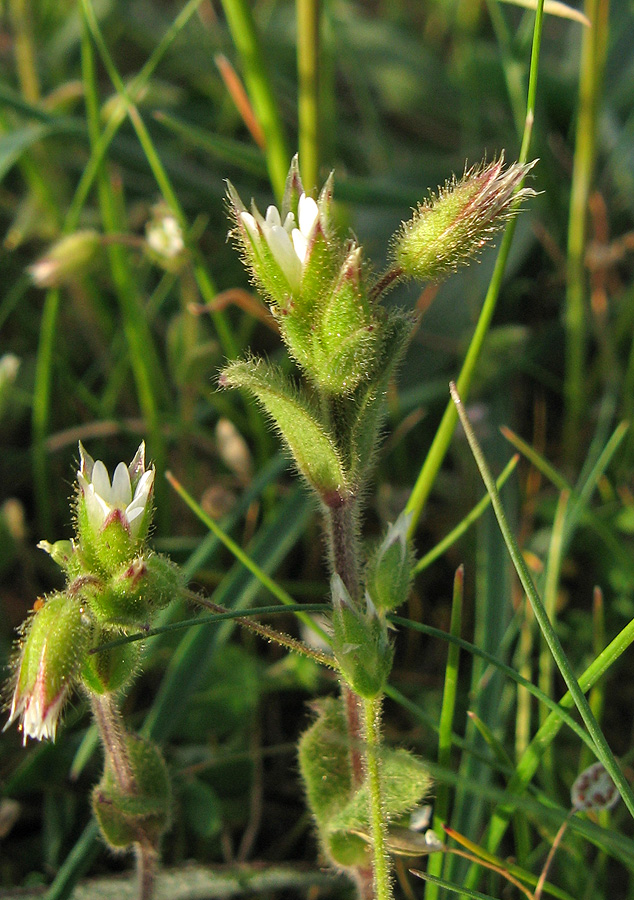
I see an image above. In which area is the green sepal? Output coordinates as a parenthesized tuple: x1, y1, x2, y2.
(365, 512, 415, 613)
(298, 697, 370, 869)
(331, 576, 393, 699)
(330, 747, 432, 834)
(11, 593, 94, 726)
(81, 553, 183, 628)
(226, 182, 293, 308)
(311, 247, 378, 395)
(76, 497, 136, 576)
(81, 639, 140, 695)
(220, 358, 350, 502)
(296, 219, 342, 320)
(92, 735, 171, 850)
(277, 310, 314, 372)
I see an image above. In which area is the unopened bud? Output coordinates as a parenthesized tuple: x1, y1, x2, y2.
(391, 155, 536, 283)
(28, 230, 101, 288)
(145, 207, 185, 267)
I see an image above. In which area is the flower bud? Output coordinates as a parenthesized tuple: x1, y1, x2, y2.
(76, 442, 154, 572)
(5, 593, 93, 744)
(145, 205, 186, 270)
(391, 155, 536, 284)
(365, 511, 414, 613)
(28, 230, 101, 288)
(331, 575, 393, 699)
(37, 539, 79, 575)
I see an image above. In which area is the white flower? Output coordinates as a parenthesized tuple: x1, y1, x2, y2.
(8, 677, 67, 746)
(240, 192, 320, 293)
(77, 442, 154, 539)
(146, 214, 185, 259)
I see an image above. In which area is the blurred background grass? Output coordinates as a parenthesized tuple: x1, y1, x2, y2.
(2, 0, 634, 898)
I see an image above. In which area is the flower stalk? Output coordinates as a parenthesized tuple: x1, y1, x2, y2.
(223, 155, 533, 898)
(6, 443, 178, 900)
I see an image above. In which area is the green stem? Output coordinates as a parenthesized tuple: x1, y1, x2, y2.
(91, 694, 158, 900)
(363, 695, 392, 900)
(297, 0, 321, 192)
(404, 0, 545, 536)
(563, 0, 610, 465)
(219, 0, 289, 202)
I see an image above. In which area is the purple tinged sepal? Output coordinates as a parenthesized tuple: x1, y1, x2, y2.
(390, 155, 536, 286)
(4, 593, 93, 745)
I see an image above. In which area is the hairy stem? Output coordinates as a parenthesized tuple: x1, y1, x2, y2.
(327, 501, 360, 601)
(136, 839, 159, 900)
(363, 695, 392, 900)
(91, 693, 159, 900)
(91, 692, 136, 794)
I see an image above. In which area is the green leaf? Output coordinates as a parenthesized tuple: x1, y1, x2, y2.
(221, 358, 350, 500)
(179, 778, 223, 840)
(330, 747, 432, 833)
(298, 697, 369, 868)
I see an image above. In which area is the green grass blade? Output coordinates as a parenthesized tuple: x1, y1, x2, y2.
(413, 455, 518, 575)
(450, 383, 634, 814)
(218, 0, 289, 201)
(426, 566, 464, 900)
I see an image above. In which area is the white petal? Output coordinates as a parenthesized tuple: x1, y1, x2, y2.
(265, 205, 282, 227)
(84, 485, 110, 531)
(91, 460, 112, 503)
(111, 462, 132, 507)
(291, 228, 309, 265)
(240, 211, 259, 244)
(267, 225, 302, 291)
(282, 212, 296, 234)
(298, 194, 319, 238)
